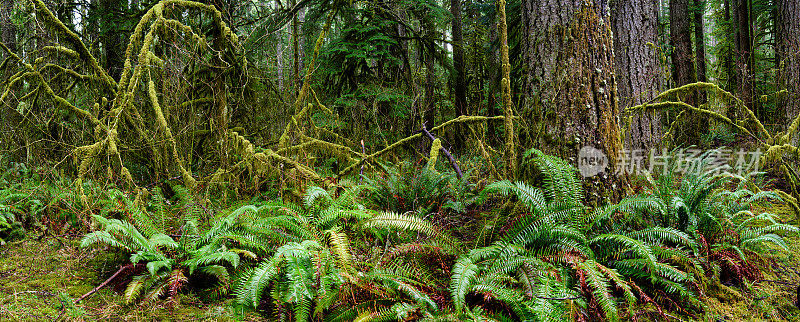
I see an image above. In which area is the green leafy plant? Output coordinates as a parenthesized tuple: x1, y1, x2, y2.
(450, 149, 706, 321)
(0, 211, 24, 244)
(80, 190, 263, 304)
(601, 150, 798, 286)
(364, 161, 475, 217)
(234, 186, 446, 320)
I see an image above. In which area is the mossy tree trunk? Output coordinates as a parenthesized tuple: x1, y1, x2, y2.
(498, 0, 515, 179)
(611, 0, 663, 151)
(777, 0, 800, 128)
(451, 0, 467, 150)
(521, 0, 626, 203)
(0, 0, 14, 54)
(423, 19, 436, 130)
(722, 0, 735, 91)
(486, 14, 500, 147)
(1, 0, 15, 53)
(100, 0, 127, 80)
(694, 0, 708, 105)
(670, 0, 703, 145)
(0, 0, 19, 161)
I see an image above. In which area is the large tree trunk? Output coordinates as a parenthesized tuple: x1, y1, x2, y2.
(521, 0, 627, 203)
(0, 0, 16, 53)
(670, 0, 701, 145)
(722, 0, 735, 90)
(611, 0, 663, 151)
(777, 0, 800, 127)
(694, 0, 707, 105)
(451, 0, 467, 150)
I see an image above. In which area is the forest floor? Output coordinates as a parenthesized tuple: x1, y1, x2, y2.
(700, 204, 800, 321)
(1, 207, 799, 321)
(0, 237, 264, 321)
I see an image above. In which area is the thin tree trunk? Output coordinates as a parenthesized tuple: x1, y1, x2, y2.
(612, 0, 663, 151)
(522, 0, 627, 203)
(423, 20, 436, 130)
(694, 0, 707, 105)
(291, 0, 300, 100)
(451, 0, 467, 150)
(276, 0, 285, 92)
(277, 27, 285, 91)
(723, 0, 735, 90)
(670, 0, 701, 145)
(777, 0, 800, 128)
(498, 0, 515, 178)
(100, 0, 126, 81)
(734, 0, 754, 112)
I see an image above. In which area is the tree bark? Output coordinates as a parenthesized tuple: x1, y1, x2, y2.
(734, 0, 754, 112)
(670, 0, 701, 145)
(611, 0, 663, 151)
(451, 0, 467, 150)
(423, 20, 436, 130)
(277, 26, 285, 91)
(722, 0, 735, 90)
(100, 0, 126, 81)
(291, 0, 300, 99)
(777, 0, 800, 127)
(276, 0, 285, 91)
(694, 0, 707, 105)
(0, 0, 16, 54)
(521, 0, 627, 203)
(498, 0, 515, 178)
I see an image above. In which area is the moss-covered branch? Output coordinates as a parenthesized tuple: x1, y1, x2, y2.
(337, 115, 511, 177)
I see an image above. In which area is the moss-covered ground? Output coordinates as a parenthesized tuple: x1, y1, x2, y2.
(0, 238, 264, 321)
(1, 206, 799, 321)
(700, 204, 800, 321)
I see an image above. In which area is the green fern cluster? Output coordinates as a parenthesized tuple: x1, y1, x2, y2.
(0, 210, 24, 244)
(449, 148, 797, 321)
(605, 150, 798, 286)
(363, 161, 475, 218)
(233, 185, 449, 320)
(0, 162, 115, 232)
(81, 189, 263, 304)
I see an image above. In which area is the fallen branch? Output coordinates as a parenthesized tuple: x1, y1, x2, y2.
(74, 263, 142, 304)
(420, 125, 463, 179)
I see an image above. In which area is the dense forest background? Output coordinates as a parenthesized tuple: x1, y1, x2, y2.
(1, 0, 800, 320)
(0, 0, 797, 192)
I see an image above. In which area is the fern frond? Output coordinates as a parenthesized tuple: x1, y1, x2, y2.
(578, 260, 618, 321)
(450, 256, 478, 314)
(363, 211, 436, 236)
(326, 228, 354, 273)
